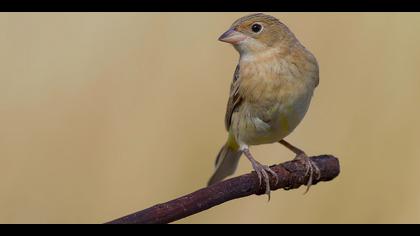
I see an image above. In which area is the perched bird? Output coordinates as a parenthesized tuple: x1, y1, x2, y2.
(208, 13, 320, 198)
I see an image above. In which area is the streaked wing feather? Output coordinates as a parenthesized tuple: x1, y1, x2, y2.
(224, 65, 242, 131)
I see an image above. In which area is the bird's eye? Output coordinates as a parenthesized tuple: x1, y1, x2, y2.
(251, 23, 263, 33)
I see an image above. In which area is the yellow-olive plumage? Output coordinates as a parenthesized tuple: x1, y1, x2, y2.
(208, 13, 319, 189)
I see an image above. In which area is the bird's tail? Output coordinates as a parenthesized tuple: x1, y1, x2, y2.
(207, 142, 242, 186)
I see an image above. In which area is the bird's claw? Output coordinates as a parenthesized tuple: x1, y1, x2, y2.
(243, 148, 278, 201)
(294, 153, 321, 194)
(251, 162, 279, 201)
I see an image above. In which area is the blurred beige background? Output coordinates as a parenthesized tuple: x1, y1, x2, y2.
(0, 13, 420, 224)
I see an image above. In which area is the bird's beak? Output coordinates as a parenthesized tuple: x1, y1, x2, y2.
(218, 28, 247, 44)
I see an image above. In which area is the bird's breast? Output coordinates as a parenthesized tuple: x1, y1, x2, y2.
(233, 89, 313, 146)
(232, 54, 315, 146)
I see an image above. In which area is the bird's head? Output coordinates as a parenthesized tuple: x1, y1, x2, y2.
(218, 13, 296, 56)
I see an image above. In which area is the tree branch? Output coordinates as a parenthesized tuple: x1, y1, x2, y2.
(106, 155, 340, 224)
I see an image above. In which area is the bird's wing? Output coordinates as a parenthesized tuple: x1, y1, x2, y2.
(224, 65, 242, 131)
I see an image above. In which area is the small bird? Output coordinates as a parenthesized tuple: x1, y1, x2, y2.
(208, 13, 320, 198)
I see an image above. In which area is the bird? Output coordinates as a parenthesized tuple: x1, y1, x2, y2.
(208, 13, 320, 199)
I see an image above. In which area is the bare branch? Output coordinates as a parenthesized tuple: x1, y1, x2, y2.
(106, 155, 340, 224)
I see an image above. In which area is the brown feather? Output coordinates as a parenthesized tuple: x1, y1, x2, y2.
(224, 65, 242, 131)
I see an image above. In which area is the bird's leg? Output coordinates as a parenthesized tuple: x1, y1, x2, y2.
(279, 139, 321, 194)
(242, 147, 278, 201)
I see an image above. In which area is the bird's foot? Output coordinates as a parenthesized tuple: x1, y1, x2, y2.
(294, 152, 321, 194)
(243, 148, 279, 201)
